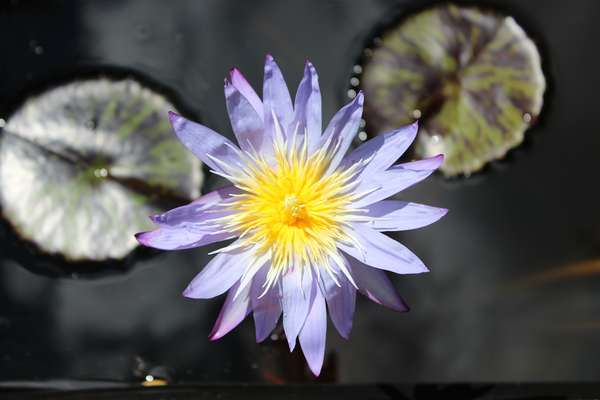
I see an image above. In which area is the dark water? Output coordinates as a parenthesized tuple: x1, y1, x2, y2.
(1, 0, 600, 386)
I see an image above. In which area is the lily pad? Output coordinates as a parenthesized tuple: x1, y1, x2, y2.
(358, 2, 546, 175)
(0, 78, 203, 261)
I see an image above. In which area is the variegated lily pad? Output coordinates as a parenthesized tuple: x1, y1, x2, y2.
(0, 78, 203, 261)
(359, 2, 546, 175)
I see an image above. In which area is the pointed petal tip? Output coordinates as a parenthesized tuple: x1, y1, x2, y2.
(229, 68, 243, 82)
(207, 327, 219, 340)
(134, 231, 146, 244)
(398, 298, 410, 312)
(288, 337, 297, 352)
(416, 154, 444, 171)
(366, 293, 411, 313)
(308, 362, 323, 377)
(403, 120, 419, 143)
(168, 111, 184, 127)
(207, 328, 224, 341)
(390, 302, 410, 313)
(382, 294, 411, 313)
(355, 90, 364, 105)
(264, 54, 281, 73)
(208, 319, 237, 341)
(432, 154, 444, 169)
(134, 231, 158, 247)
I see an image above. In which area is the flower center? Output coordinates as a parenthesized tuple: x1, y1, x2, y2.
(279, 193, 306, 224)
(208, 132, 369, 291)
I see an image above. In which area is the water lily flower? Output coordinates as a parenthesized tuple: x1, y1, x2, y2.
(136, 55, 447, 376)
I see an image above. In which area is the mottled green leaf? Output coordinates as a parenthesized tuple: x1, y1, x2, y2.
(360, 3, 546, 175)
(0, 78, 203, 260)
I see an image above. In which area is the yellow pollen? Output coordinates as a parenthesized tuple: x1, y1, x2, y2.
(279, 194, 307, 224)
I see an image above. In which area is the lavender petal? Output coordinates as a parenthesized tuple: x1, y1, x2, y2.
(337, 222, 429, 275)
(282, 264, 313, 351)
(189, 185, 244, 205)
(298, 282, 327, 377)
(318, 258, 356, 339)
(169, 112, 245, 179)
(396, 153, 444, 171)
(289, 60, 322, 154)
(318, 92, 364, 176)
(339, 122, 418, 176)
(183, 243, 252, 299)
(135, 228, 232, 250)
(230, 68, 264, 121)
(359, 200, 448, 231)
(208, 279, 253, 340)
(351, 156, 441, 208)
(263, 55, 293, 142)
(252, 265, 283, 343)
(345, 255, 409, 312)
(225, 79, 271, 155)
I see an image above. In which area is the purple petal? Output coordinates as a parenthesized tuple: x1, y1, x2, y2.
(150, 203, 233, 231)
(351, 155, 442, 208)
(338, 122, 418, 176)
(169, 112, 245, 178)
(298, 282, 327, 377)
(337, 222, 429, 275)
(359, 200, 448, 231)
(252, 265, 283, 342)
(183, 243, 252, 299)
(317, 258, 356, 339)
(289, 60, 321, 154)
(135, 228, 233, 250)
(189, 185, 243, 206)
(395, 154, 444, 171)
(208, 279, 253, 340)
(230, 68, 264, 121)
(183, 220, 239, 235)
(317, 92, 364, 176)
(263, 55, 293, 142)
(345, 255, 409, 312)
(282, 264, 313, 351)
(225, 79, 271, 155)
(152, 186, 244, 230)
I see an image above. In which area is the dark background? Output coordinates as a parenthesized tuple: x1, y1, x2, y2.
(0, 0, 599, 386)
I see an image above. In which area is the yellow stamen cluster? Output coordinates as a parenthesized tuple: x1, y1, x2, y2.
(209, 122, 369, 291)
